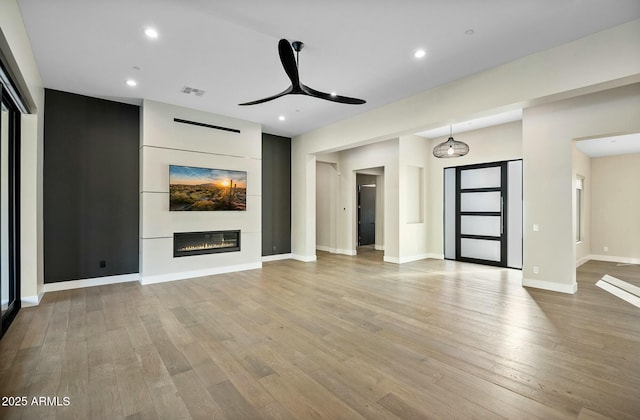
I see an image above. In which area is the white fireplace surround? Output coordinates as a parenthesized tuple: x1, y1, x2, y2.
(139, 100, 262, 285)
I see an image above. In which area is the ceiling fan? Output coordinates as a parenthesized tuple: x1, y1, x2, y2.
(239, 39, 366, 106)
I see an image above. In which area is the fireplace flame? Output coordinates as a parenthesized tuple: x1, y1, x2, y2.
(177, 240, 236, 252)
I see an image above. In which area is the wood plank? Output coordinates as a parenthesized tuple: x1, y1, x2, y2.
(172, 369, 226, 419)
(0, 254, 637, 419)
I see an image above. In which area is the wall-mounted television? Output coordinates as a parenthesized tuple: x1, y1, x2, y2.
(169, 165, 247, 211)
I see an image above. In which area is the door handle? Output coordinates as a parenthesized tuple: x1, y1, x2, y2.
(500, 196, 504, 235)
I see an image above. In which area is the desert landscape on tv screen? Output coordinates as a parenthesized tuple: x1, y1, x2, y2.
(169, 165, 247, 211)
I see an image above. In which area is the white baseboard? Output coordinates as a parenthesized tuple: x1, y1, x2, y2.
(44, 273, 140, 293)
(140, 262, 262, 285)
(21, 292, 44, 307)
(576, 255, 591, 267)
(316, 246, 357, 256)
(426, 253, 444, 260)
(588, 254, 640, 265)
(336, 248, 357, 256)
(291, 254, 317, 262)
(400, 254, 430, 263)
(262, 253, 292, 262)
(383, 254, 429, 264)
(523, 278, 577, 294)
(375, 245, 384, 251)
(316, 246, 358, 256)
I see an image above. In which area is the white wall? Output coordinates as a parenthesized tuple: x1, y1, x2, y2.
(572, 145, 591, 266)
(337, 139, 399, 259)
(0, 0, 45, 305)
(140, 100, 262, 284)
(590, 153, 640, 262)
(397, 135, 430, 262)
(523, 84, 640, 294)
(291, 20, 640, 293)
(315, 161, 337, 251)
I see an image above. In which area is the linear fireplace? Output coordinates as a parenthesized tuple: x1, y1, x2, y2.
(173, 230, 240, 257)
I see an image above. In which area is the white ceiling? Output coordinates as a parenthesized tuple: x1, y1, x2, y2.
(576, 133, 640, 157)
(17, 0, 640, 138)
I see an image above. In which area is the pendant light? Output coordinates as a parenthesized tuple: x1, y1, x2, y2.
(432, 125, 469, 158)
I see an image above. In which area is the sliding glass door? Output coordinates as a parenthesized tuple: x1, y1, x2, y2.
(1, 84, 21, 338)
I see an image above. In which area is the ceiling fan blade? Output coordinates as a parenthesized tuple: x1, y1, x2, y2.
(238, 85, 293, 106)
(278, 39, 300, 87)
(301, 84, 366, 105)
(241, 39, 365, 106)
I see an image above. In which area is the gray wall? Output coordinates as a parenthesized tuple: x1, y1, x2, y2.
(262, 133, 291, 256)
(44, 89, 139, 283)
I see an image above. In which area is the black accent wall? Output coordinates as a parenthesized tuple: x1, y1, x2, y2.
(44, 89, 139, 283)
(262, 133, 291, 256)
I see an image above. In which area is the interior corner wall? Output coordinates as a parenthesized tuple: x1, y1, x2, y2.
(316, 161, 336, 251)
(523, 83, 640, 293)
(140, 100, 262, 284)
(427, 121, 523, 257)
(398, 135, 430, 262)
(572, 145, 591, 265)
(1, 0, 45, 303)
(590, 153, 640, 261)
(44, 90, 140, 283)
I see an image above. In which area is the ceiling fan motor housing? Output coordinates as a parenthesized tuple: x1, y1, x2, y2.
(291, 41, 304, 52)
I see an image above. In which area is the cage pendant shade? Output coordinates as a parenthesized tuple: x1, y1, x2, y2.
(433, 126, 469, 158)
(432, 136, 469, 158)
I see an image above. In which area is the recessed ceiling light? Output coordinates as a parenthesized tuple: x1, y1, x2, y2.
(278, 115, 285, 121)
(414, 49, 426, 59)
(126, 79, 137, 87)
(330, 91, 337, 97)
(465, 29, 475, 36)
(144, 27, 159, 39)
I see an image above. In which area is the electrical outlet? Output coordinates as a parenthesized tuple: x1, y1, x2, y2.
(533, 224, 539, 232)
(99, 260, 106, 268)
(604, 246, 609, 252)
(533, 266, 539, 274)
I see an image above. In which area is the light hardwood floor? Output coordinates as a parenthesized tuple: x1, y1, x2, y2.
(1, 253, 639, 419)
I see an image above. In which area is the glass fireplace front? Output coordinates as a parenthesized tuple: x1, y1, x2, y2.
(173, 230, 240, 257)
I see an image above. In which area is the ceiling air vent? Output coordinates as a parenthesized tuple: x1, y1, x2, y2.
(181, 86, 206, 96)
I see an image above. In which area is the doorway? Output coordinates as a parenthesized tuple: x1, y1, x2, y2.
(444, 160, 522, 269)
(358, 184, 376, 246)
